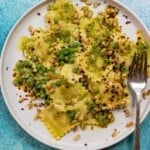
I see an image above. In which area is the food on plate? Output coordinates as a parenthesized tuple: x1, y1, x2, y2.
(12, 0, 150, 140)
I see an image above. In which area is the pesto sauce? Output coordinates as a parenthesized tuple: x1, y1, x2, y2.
(57, 2, 76, 22)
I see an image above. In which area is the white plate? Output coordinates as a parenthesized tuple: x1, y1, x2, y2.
(0, 0, 150, 150)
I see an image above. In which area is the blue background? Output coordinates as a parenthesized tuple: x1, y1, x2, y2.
(0, 0, 150, 150)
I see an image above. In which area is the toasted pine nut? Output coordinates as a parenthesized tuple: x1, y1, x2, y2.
(126, 121, 133, 127)
(93, 1, 98, 8)
(84, 10, 89, 17)
(28, 103, 33, 109)
(34, 112, 41, 120)
(37, 108, 41, 112)
(124, 109, 131, 117)
(73, 134, 80, 141)
(74, 13, 79, 19)
(72, 19, 80, 24)
(19, 97, 25, 103)
(28, 25, 33, 33)
(81, 6, 89, 12)
(30, 96, 36, 101)
(49, 88, 55, 94)
(86, 0, 93, 5)
(87, 10, 93, 18)
(112, 129, 117, 138)
(51, 42, 57, 47)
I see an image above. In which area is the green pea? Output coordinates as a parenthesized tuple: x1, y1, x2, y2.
(26, 76, 35, 87)
(55, 80, 62, 87)
(32, 55, 38, 62)
(95, 111, 111, 127)
(49, 66, 55, 73)
(40, 93, 46, 99)
(36, 80, 43, 89)
(69, 57, 75, 63)
(63, 49, 70, 55)
(45, 99, 50, 105)
(66, 110, 76, 122)
(65, 56, 69, 61)
(58, 53, 64, 61)
(60, 61, 65, 65)
(71, 42, 79, 48)
(13, 77, 23, 86)
(112, 42, 119, 49)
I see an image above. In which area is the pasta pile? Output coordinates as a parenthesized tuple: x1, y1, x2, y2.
(13, 0, 150, 140)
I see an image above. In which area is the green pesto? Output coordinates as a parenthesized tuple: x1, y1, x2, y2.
(57, 2, 76, 22)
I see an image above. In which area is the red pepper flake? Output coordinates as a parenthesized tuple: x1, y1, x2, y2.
(37, 12, 41, 16)
(125, 21, 131, 24)
(21, 108, 24, 110)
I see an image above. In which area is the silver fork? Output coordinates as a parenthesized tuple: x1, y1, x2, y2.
(127, 52, 147, 150)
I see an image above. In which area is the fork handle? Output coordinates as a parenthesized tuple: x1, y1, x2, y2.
(134, 101, 140, 150)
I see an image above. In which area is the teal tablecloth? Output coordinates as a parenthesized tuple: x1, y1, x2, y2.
(0, 0, 150, 150)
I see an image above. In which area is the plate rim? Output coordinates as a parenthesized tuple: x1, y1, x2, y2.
(0, 0, 150, 149)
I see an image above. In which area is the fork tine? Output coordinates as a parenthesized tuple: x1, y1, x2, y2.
(128, 51, 147, 82)
(143, 51, 147, 80)
(135, 52, 147, 81)
(137, 52, 143, 80)
(128, 53, 136, 79)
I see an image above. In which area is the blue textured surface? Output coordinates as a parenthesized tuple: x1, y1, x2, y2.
(0, 0, 150, 150)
